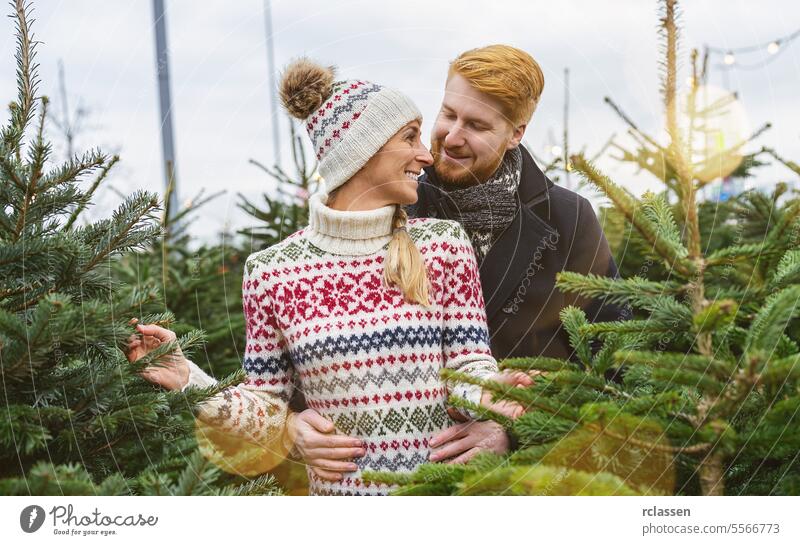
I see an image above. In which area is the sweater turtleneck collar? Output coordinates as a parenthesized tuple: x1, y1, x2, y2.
(305, 191, 397, 256)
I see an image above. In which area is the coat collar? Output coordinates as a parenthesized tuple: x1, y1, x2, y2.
(517, 144, 553, 206)
(419, 145, 559, 322)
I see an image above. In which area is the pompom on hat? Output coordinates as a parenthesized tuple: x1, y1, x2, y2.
(279, 57, 422, 194)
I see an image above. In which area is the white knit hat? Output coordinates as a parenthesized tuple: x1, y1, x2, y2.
(280, 59, 421, 193)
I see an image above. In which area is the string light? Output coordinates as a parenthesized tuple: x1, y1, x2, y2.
(707, 27, 800, 70)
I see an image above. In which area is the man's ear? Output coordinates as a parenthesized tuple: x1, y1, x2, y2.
(506, 123, 527, 150)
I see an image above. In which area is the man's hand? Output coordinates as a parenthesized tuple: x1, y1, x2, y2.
(428, 420, 510, 464)
(285, 409, 366, 482)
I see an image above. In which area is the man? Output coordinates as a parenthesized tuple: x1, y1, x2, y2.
(286, 44, 626, 477)
(403, 44, 626, 463)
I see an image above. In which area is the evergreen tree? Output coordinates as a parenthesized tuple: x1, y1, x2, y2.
(0, 0, 279, 496)
(114, 186, 248, 380)
(237, 122, 320, 246)
(364, 0, 800, 496)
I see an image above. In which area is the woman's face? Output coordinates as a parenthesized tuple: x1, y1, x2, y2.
(354, 119, 433, 205)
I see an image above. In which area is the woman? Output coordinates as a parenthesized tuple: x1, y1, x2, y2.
(127, 58, 529, 496)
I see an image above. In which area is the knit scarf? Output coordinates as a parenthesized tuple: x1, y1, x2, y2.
(413, 146, 522, 263)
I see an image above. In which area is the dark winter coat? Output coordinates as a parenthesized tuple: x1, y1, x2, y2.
(410, 145, 628, 365)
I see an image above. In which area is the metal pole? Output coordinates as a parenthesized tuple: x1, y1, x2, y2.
(153, 0, 178, 222)
(264, 0, 281, 168)
(563, 67, 570, 189)
(57, 60, 74, 158)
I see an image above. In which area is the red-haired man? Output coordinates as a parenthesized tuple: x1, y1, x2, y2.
(406, 44, 627, 463)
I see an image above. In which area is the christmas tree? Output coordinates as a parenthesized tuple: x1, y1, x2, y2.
(364, 0, 800, 496)
(114, 185, 248, 381)
(237, 121, 320, 246)
(0, 0, 279, 496)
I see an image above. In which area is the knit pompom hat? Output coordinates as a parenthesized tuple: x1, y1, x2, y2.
(279, 58, 422, 193)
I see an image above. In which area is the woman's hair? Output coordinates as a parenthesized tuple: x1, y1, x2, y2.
(383, 205, 431, 307)
(326, 185, 430, 306)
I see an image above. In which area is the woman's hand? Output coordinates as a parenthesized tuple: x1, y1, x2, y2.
(478, 369, 538, 420)
(125, 321, 190, 391)
(285, 409, 366, 482)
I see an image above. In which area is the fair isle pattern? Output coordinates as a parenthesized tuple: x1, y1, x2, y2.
(304, 80, 380, 161)
(193, 217, 498, 496)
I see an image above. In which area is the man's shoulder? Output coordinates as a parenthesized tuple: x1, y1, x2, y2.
(530, 179, 589, 209)
(525, 180, 594, 228)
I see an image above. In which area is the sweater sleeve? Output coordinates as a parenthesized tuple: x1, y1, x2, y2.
(181, 359, 218, 391)
(440, 222, 499, 420)
(186, 256, 294, 451)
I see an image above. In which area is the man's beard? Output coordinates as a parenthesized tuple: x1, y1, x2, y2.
(431, 138, 507, 187)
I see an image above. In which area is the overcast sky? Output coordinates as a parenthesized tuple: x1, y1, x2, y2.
(1, 0, 798, 243)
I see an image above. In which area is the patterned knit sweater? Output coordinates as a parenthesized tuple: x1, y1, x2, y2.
(182, 191, 499, 495)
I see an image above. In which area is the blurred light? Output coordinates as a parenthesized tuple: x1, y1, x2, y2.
(646, 157, 655, 166)
(723, 52, 736, 65)
(677, 84, 750, 183)
(550, 145, 563, 157)
(686, 76, 695, 87)
(767, 41, 781, 55)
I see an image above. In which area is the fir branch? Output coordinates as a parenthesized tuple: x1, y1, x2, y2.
(614, 350, 733, 379)
(556, 271, 679, 308)
(80, 190, 162, 272)
(587, 421, 711, 455)
(762, 146, 800, 177)
(64, 154, 119, 230)
(582, 319, 676, 338)
(499, 356, 575, 373)
(511, 410, 577, 446)
(1, 0, 39, 153)
(458, 464, 642, 495)
(446, 395, 514, 428)
(641, 191, 687, 258)
(769, 249, 800, 289)
(745, 285, 800, 356)
(603, 96, 662, 150)
(440, 368, 580, 421)
(560, 306, 593, 367)
(765, 198, 800, 250)
(650, 366, 726, 396)
(174, 450, 222, 495)
(26, 95, 50, 190)
(757, 354, 800, 385)
(570, 154, 695, 276)
(706, 243, 774, 266)
(218, 474, 283, 496)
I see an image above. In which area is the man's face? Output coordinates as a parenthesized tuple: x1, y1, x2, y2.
(431, 73, 526, 186)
